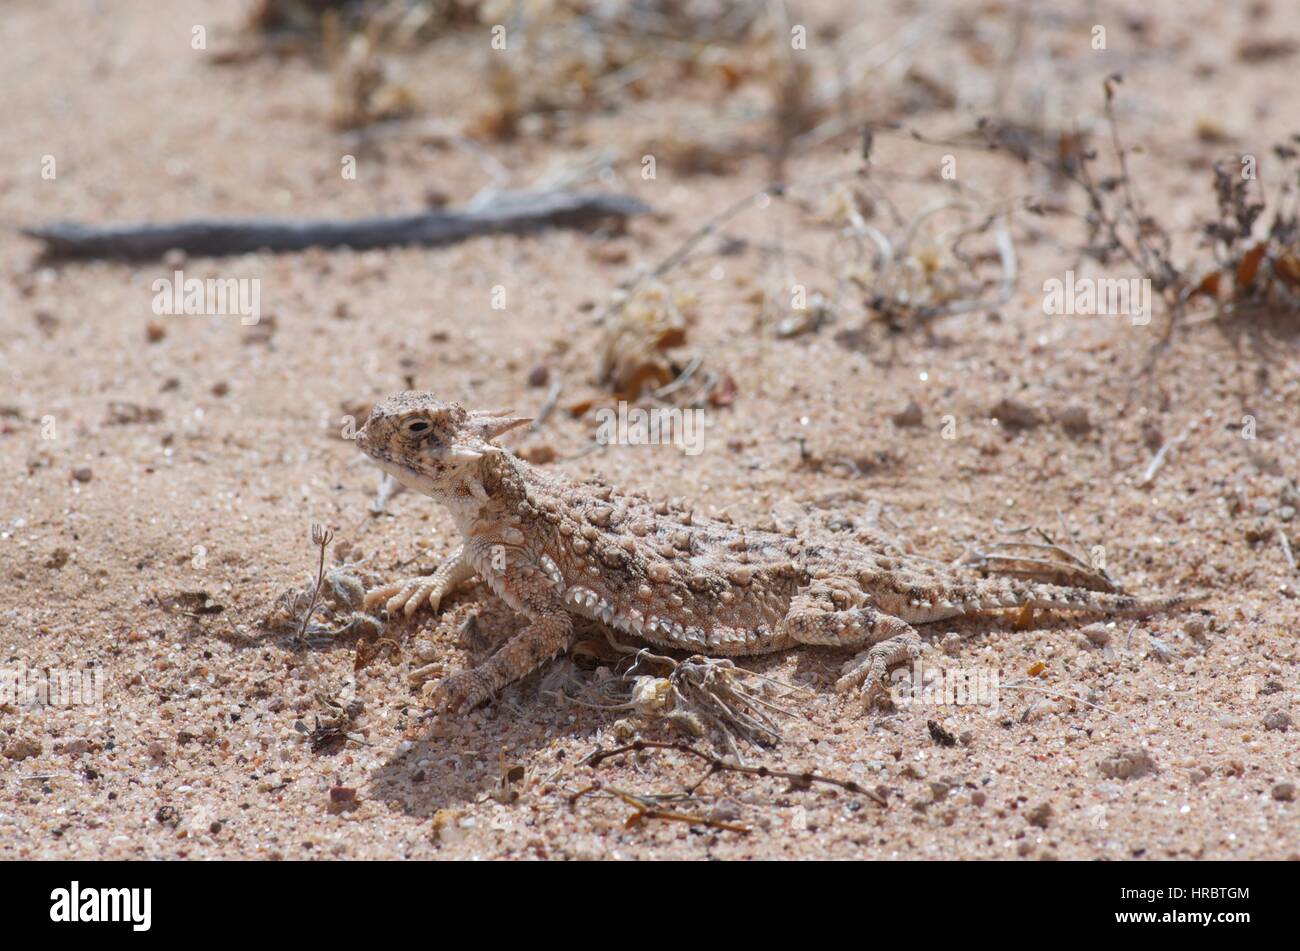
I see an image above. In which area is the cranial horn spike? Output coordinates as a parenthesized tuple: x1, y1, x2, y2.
(472, 410, 532, 441)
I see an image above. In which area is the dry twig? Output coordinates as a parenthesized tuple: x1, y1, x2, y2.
(24, 191, 650, 260)
(582, 739, 888, 806)
(1139, 420, 1198, 487)
(568, 782, 750, 833)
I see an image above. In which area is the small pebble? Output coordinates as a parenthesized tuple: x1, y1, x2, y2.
(327, 786, 360, 814)
(3, 736, 42, 761)
(1081, 622, 1110, 646)
(520, 444, 558, 464)
(891, 401, 923, 428)
(1273, 782, 1296, 802)
(1141, 420, 1164, 451)
(1056, 405, 1092, 436)
(1263, 711, 1292, 732)
(1244, 520, 1271, 544)
(990, 397, 1040, 429)
(1147, 635, 1174, 662)
(710, 799, 742, 822)
(61, 739, 91, 757)
(1099, 748, 1157, 780)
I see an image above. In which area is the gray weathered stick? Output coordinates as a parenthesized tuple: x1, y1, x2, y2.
(21, 190, 650, 260)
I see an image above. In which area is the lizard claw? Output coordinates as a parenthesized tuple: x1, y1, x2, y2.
(364, 548, 473, 619)
(363, 576, 444, 617)
(836, 643, 912, 709)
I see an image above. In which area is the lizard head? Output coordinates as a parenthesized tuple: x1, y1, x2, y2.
(356, 391, 531, 498)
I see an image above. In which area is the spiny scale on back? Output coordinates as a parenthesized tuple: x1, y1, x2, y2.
(355, 392, 1195, 712)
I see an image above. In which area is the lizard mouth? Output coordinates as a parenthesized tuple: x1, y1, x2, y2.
(360, 443, 401, 473)
(352, 426, 404, 475)
(364, 450, 428, 491)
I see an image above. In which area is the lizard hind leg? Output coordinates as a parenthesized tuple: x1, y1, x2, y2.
(780, 582, 921, 707)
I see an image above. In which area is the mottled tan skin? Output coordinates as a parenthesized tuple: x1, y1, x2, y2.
(356, 392, 1193, 712)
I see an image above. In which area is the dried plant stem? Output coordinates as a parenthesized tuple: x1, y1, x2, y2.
(568, 782, 750, 833)
(530, 378, 563, 432)
(582, 740, 888, 806)
(958, 526, 1116, 592)
(1139, 420, 1197, 487)
(603, 168, 868, 326)
(998, 681, 1125, 721)
(1280, 529, 1296, 571)
(297, 524, 335, 641)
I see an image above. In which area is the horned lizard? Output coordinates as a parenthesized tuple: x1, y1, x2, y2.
(356, 392, 1196, 713)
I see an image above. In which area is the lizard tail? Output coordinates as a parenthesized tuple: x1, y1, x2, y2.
(888, 577, 1205, 624)
(1008, 581, 1204, 616)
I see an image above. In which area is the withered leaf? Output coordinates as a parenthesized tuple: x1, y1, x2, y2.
(1235, 241, 1269, 289)
(709, 373, 738, 407)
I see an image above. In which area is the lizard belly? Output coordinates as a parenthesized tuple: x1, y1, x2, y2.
(899, 604, 967, 624)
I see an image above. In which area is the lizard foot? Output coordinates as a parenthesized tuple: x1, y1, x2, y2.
(430, 669, 494, 714)
(364, 545, 474, 618)
(835, 628, 922, 707)
(364, 576, 447, 617)
(430, 612, 574, 713)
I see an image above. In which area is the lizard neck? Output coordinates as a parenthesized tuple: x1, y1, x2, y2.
(437, 449, 534, 535)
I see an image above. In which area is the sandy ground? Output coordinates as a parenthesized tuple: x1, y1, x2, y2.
(1, 0, 1297, 860)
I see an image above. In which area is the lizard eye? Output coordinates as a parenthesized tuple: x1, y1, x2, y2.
(404, 419, 431, 435)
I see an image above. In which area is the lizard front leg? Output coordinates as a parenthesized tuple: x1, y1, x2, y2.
(364, 542, 474, 617)
(780, 582, 921, 707)
(431, 542, 572, 712)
